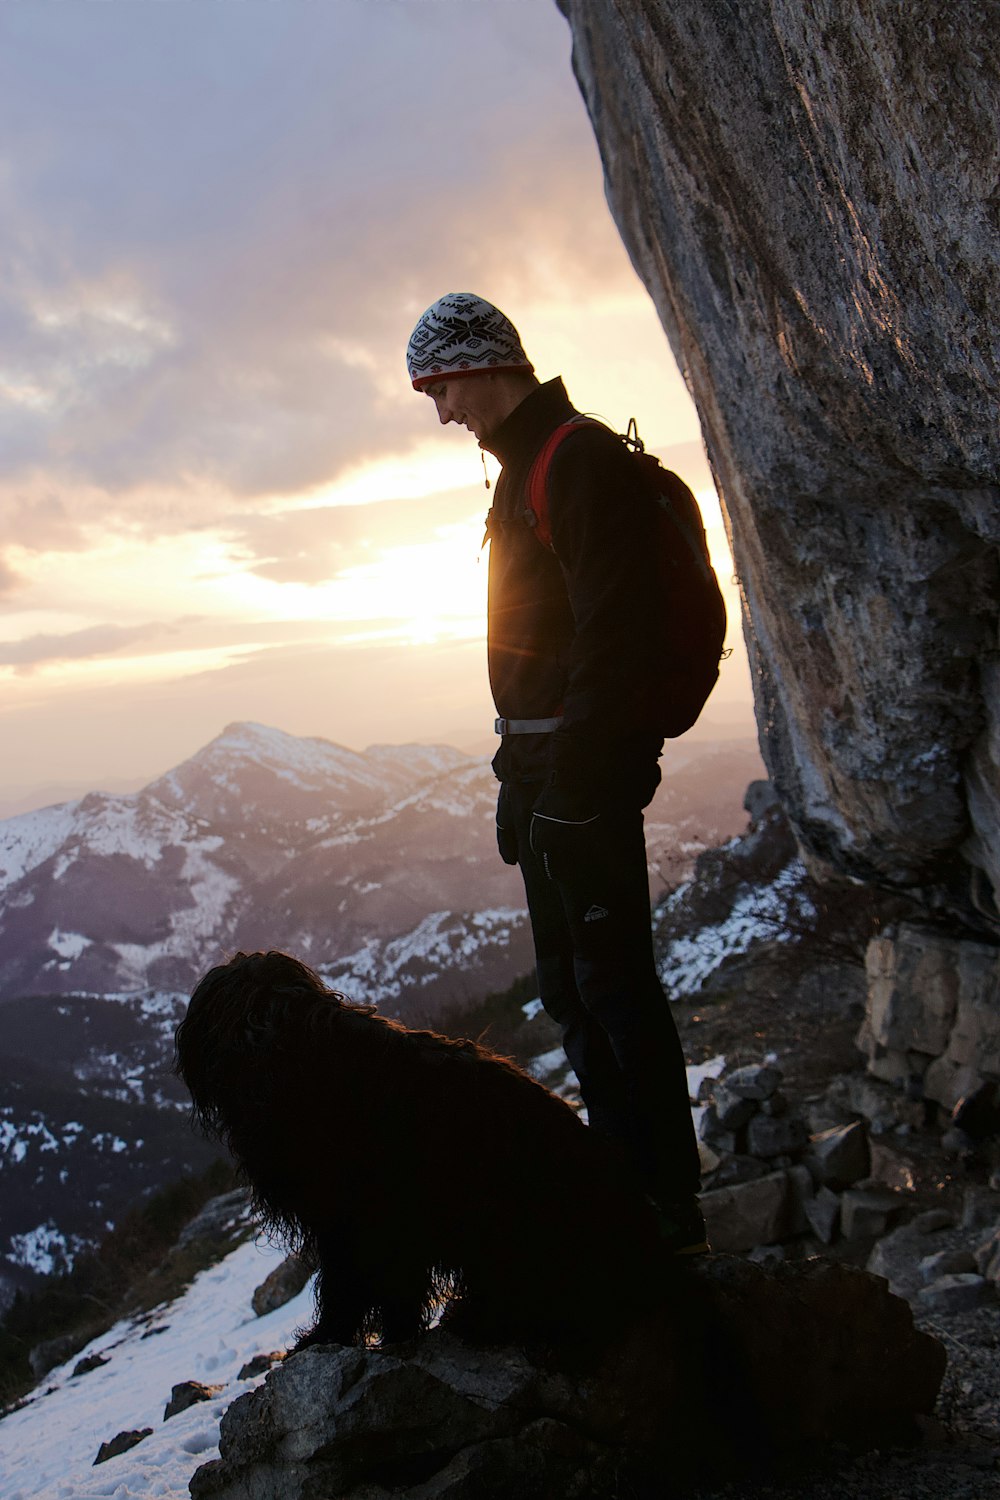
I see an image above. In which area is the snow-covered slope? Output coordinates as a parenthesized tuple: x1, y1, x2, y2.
(0, 1234, 312, 1500)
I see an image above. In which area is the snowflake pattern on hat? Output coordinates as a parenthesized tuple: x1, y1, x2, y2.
(407, 293, 533, 387)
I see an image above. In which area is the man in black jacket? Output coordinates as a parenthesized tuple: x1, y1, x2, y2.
(407, 292, 705, 1253)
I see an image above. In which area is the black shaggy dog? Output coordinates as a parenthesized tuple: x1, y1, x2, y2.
(175, 950, 665, 1348)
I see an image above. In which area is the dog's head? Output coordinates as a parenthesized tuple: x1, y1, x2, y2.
(174, 950, 353, 1145)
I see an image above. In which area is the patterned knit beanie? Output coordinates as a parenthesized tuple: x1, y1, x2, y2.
(406, 293, 533, 389)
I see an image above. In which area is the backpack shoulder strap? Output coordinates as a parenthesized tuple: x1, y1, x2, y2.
(525, 417, 605, 550)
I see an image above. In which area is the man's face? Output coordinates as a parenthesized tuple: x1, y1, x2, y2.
(423, 375, 506, 445)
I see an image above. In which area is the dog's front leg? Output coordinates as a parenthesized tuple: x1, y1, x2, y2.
(292, 1227, 377, 1350)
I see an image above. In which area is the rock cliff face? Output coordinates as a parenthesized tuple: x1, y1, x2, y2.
(557, 1, 999, 932)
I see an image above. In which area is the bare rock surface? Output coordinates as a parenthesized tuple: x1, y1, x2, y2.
(163, 1380, 225, 1422)
(189, 1257, 942, 1499)
(93, 1426, 152, 1466)
(251, 1253, 312, 1317)
(859, 924, 1000, 1107)
(557, 0, 999, 931)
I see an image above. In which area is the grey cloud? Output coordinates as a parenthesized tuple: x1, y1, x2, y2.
(0, 3, 630, 508)
(1, 620, 179, 672)
(5, 493, 86, 553)
(224, 487, 486, 586)
(0, 613, 391, 673)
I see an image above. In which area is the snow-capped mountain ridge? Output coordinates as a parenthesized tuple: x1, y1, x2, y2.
(148, 722, 470, 832)
(0, 723, 524, 1007)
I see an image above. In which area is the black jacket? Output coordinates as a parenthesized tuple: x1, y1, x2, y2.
(486, 378, 670, 797)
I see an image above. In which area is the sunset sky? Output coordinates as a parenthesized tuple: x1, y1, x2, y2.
(0, 0, 755, 814)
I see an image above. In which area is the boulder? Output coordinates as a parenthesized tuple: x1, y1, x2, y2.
(164, 1380, 224, 1421)
(862, 929, 962, 1059)
(176, 1189, 252, 1250)
(704, 1154, 771, 1190)
(746, 1113, 809, 1160)
(744, 780, 781, 825)
(725, 1064, 783, 1101)
(94, 1428, 152, 1466)
(840, 1187, 906, 1241)
(803, 1185, 841, 1246)
(916, 1274, 993, 1315)
(868, 1216, 955, 1300)
(238, 1351, 285, 1380)
(806, 1122, 871, 1190)
(868, 1141, 917, 1192)
(699, 1105, 740, 1157)
(918, 1249, 976, 1284)
(708, 1083, 757, 1132)
(700, 1168, 806, 1252)
(251, 1254, 313, 1317)
(759, 1091, 789, 1118)
(189, 1258, 944, 1500)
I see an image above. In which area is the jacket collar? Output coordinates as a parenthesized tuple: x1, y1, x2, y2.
(485, 377, 576, 469)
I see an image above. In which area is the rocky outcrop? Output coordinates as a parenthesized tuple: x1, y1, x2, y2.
(251, 1253, 312, 1317)
(858, 923, 1000, 1110)
(164, 1380, 224, 1422)
(176, 1189, 252, 1249)
(557, 1, 999, 932)
(93, 1427, 152, 1465)
(189, 1259, 944, 1499)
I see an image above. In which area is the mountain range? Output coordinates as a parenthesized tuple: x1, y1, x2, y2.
(0, 721, 761, 1303)
(0, 723, 528, 1017)
(0, 721, 760, 1016)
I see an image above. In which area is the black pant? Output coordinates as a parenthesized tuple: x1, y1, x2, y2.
(501, 775, 701, 1204)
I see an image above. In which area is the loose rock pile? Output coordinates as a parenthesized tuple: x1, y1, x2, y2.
(698, 1060, 1000, 1316)
(698, 1061, 902, 1253)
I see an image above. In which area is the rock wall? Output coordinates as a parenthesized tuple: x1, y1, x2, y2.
(859, 923, 1000, 1111)
(557, 0, 999, 931)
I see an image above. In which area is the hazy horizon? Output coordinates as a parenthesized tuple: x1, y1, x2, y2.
(0, 708, 763, 821)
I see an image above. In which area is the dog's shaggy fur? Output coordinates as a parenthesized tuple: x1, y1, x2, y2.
(175, 950, 664, 1348)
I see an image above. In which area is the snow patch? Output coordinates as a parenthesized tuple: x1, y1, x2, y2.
(527, 1046, 568, 1081)
(48, 929, 92, 960)
(0, 801, 80, 888)
(0, 1236, 313, 1498)
(657, 860, 816, 1000)
(321, 907, 528, 1006)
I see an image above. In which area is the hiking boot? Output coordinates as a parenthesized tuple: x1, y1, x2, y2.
(651, 1197, 710, 1256)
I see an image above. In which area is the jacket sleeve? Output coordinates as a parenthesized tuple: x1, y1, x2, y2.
(544, 428, 666, 797)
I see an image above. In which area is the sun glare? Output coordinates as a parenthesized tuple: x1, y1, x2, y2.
(319, 515, 489, 643)
(276, 440, 484, 515)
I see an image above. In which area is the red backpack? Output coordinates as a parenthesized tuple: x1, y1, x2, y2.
(526, 417, 729, 738)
